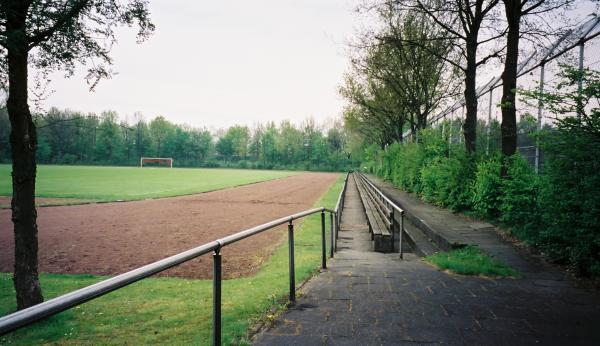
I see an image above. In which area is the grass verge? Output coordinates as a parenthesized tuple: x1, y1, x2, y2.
(0, 164, 296, 202)
(0, 173, 344, 345)
(425, 245, 519, 278)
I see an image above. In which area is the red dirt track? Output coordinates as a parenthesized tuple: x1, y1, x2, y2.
(0, 173, 338, 279)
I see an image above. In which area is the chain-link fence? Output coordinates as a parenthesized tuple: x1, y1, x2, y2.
(424, 13, 600, 172)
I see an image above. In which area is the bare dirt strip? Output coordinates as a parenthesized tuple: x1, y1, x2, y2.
(0, 172, 338, 279)
(0, 197, 93, 209)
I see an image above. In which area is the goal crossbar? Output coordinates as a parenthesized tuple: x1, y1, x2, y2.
(140, 157, 173, 168)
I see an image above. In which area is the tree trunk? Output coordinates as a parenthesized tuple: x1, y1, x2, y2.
(6, 2, 44, 309)
(500, 0, 521, 161)
(463, 41, 478, 154)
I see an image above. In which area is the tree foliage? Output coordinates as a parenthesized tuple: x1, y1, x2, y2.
(341, 5, 456, 147)
(0, 109, 354, 171)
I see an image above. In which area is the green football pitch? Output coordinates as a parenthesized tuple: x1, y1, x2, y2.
(0, 165, 296, 202)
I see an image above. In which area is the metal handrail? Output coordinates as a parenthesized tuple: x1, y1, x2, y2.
(332, 172, 350, 254)
(356, 172, 406, 258)
(357, 172, 403, 215)
(0, 174, 350, 345)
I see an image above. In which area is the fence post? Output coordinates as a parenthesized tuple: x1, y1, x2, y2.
(212, 248, 222, 346)
(288, 221, 295, 303)
(321, 211, 327, 269)
(486, 88, 493, 155)
(459, 105, 464, 144)
(330, 212, 334, 258)
(535, 63, 545, 174)
(448, 110, 453, 146)
(577, 41, 585, 119)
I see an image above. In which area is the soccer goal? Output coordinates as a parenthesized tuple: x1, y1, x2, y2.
(140, 157, 173, 168)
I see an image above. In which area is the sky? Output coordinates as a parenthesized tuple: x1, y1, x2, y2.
(42, 1, 363, 130)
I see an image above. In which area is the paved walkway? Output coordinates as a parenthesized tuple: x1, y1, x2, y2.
(254, 174, 600, 345)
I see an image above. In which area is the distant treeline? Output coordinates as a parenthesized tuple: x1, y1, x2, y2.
(0, 107, 354, 171)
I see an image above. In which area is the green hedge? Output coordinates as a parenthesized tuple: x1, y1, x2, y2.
(362, 118, 600, 276)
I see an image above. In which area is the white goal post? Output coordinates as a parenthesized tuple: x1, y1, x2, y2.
(140, 157, 173, 168)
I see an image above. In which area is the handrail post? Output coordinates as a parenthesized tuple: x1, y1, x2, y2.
(288, 221, 296, 303)
(212, 248, 222, 346)
(329, 212, 334, 258)
(391, 208, 396, 253)
(321, 211, 327, 269)
(336, 211, 340, 240)
(399, 212, 404, 260)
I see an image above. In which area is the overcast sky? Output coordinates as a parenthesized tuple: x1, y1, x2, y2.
(42, 1, 362, 130)
(40, 1, 598, 130)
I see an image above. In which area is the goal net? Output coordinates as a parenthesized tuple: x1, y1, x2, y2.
(140, 157, 173, 168)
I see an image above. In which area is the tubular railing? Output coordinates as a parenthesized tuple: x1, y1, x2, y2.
(333, 172, 350, 254)
(356, 172, 406, 258)
(0, 173, 350, 345)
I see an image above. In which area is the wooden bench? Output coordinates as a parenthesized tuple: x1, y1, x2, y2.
(354, 174, 394, 253)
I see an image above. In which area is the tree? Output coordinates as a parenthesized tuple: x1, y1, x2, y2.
(0, 0, 153, 309)
(227, 125, 250, 159)
(499, 0, 568, 159)
(149, 116, 170, 158)
(327, 126, 344, 152)
(133, 112, 152, 160)
(249, 124, 263, 161)
(341, 74, 405, 147)
(277, 120, 301, 164)
(342, 5, 455, 147)
(96, 111, 122, 163)
(389, 0, 504, 154)
(216, 135, 234, 161)
(374, 7, 457, 136)
(261, 124, 277, 167)
(120, 119, 135, 164)
(190, 128, 213, 164)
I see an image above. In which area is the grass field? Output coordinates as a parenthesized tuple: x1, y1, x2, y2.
(0, 165, 296, 202)
(425, 245, 519, 278)
(0, 174, 344, 345)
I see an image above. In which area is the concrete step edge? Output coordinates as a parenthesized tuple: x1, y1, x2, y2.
(402, 216, 440, 257)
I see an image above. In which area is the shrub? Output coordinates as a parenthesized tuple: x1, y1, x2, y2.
(527, 66, 600, 275)
(499, 155, 541, 239)
(60, 153, 79, 164)
(419, 127, 448, 159)
(391, 142, 425, 193)
(472, 156, 502, 218)
(444, 152, 475, 211)
(420, 156, 447, 205)
(538, 129, 600, 275)
(420, 153, 473, 211)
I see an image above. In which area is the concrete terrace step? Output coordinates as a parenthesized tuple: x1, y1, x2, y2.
(402, 216, 439, 257)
